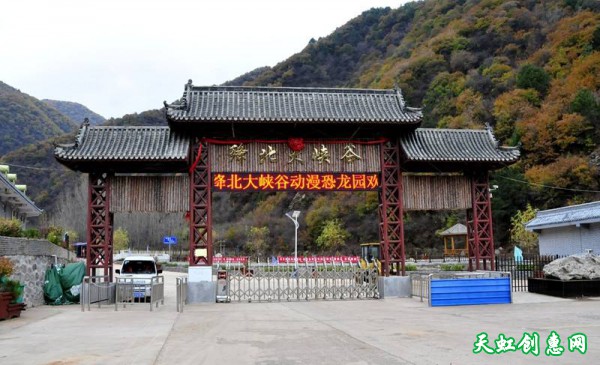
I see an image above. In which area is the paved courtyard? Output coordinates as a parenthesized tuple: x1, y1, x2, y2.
(0, 269, 598, 365)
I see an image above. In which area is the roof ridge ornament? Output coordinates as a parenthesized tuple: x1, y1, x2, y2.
(393, 83, 405, 110)
(485, 123, 521, 156)
(485, 123, 499, 148)
(53, 118, 89, 156)
(163, 80, 192, 112)
(76, 118, 90, 148)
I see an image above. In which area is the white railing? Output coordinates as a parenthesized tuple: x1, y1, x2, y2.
(150, 276, 165, 310)
(114, 275, 165, 311)
(176, 276, 188, 312)
(81, 275, 115, 312)
(410, 273, 430, 302)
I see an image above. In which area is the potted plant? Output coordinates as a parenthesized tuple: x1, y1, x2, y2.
(3, 279, 25, 318)
(0, 257, 25, 319)
(0, 257, 15, 320)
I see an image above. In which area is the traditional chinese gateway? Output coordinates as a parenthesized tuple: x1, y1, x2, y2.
(54, 81, 519, 280)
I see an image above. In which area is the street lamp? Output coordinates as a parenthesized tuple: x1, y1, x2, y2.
(285, 210, 301, 269)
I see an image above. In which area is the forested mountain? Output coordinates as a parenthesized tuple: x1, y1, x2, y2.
(222, 66, 271, 87)
(224, 0, 600, 249)
(103, 109, 167, 126)
(0, 109, 167, 211)
(43, 99, 105, 126)
(3, 0, 600, 256)
(0, 81, 78, 155)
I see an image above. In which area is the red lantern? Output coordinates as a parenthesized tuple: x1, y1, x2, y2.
(287, 137, 304, 152)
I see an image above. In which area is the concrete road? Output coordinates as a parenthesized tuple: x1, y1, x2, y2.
(0, 269, 598, 365)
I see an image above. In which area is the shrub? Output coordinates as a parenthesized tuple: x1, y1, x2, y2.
(405, 263, 418, 271)
(1, 278, 23, 302)
(0, 257, 14, 278)
(440, 263, 465, 271)
(516, 64, 550, 95)
(46, 226, 64, 245)
(0, 218, 22, 237)
(516, 263, 535, 271)
(22, 228, 41, 239)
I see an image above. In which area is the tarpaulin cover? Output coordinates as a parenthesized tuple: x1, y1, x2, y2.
(43, 262, 86, 305)
(43, 266, 64, 305)
(60, 262, 85, 303)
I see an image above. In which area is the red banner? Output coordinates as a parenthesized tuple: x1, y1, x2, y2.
(212, 173, 379, 191)
(213, 256, 248, 264)
(276, 256, 360, 264)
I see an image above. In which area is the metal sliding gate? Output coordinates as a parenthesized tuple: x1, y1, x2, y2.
(219, 261, 379, 303)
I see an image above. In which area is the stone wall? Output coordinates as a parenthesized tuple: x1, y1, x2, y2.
(1, 236, 74, 307)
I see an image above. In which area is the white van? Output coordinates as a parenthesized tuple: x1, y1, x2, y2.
(115, 256, 162, 298)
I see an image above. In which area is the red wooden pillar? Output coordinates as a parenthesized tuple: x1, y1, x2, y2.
(467, 171, 495, 271)
(378, 140, 405, 276)
(189, 139, 213, 266)
(86, 172, 113, 279)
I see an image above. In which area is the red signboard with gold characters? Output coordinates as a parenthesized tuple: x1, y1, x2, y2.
(212, 173, 380, 191)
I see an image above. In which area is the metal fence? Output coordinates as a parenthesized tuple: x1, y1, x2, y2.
(495, 255, 565, 292)
(114, 276, 165, 311)
(81, 275, 115, 312)
(410, 273, 431, 302)
(176, 276, 188, 312)
(219, 260, 379, 303)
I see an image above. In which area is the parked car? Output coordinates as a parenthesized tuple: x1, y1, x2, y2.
(115, 256, 162, 299)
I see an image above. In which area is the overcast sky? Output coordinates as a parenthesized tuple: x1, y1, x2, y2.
(1, 0, 408, 120)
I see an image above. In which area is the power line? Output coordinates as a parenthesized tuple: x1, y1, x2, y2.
(495, 175, 600, 193)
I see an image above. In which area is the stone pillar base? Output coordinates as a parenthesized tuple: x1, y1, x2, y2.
(378, 276, 411, 298)
(187, 282, 216, 303)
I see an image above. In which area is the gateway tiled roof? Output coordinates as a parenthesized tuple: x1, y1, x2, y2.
(399, 128, 520, 163)
(526, 201, 600, 230)
(54, 123, 189, 162)
(165, 81, 422, 124)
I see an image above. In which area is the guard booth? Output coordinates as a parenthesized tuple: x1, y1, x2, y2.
(54, 81, 519, 302)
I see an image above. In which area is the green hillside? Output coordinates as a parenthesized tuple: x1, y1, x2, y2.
(43, 99, 105, 126)
(0, 81, 78, 155)
(223, 0, 600, 249)
(0, 109, 166, 211)
(1, 134, 79, 210)
(103, 109, 167, 126)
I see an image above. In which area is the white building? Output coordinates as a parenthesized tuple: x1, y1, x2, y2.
(526, 201, 600, 256)
(0, 165, 42, 224)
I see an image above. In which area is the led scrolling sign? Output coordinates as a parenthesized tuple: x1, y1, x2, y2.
(212, 173, 380, 192)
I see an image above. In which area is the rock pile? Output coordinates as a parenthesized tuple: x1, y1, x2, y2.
(543, 254, 600, 280)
